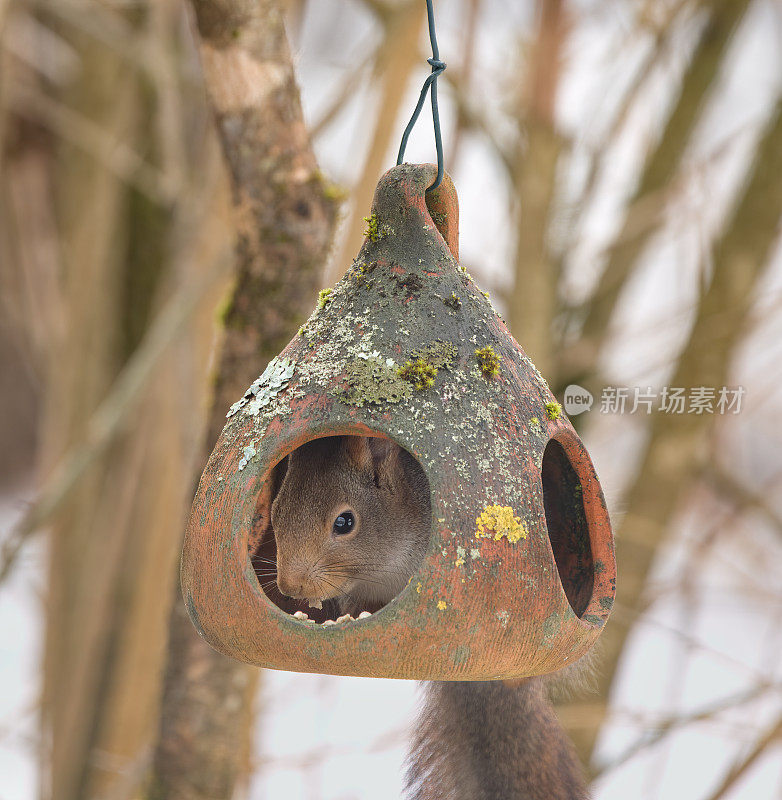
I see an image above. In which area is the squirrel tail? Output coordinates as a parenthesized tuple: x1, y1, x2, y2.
(405, 679, 590, 800)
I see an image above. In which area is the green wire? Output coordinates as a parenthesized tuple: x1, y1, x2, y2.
(396, 0, 446, 190)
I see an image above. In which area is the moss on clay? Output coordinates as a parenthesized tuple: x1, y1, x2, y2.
(363, 213, 390, 243)
(398, 357, 437, 390)
(317, 288, 333, 309)
(357, 260, 377, 277)
(545, 401, 562, 420)
(444, 293, 461, 310)
(475, 345, 500, 378)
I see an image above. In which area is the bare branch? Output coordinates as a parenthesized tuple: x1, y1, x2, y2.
(564, 96, 782, 766)
(702, 715, 782, 800)
(559, 0, 752, 387)
(594, 685, 778, 777)
(704, 461, 782, 540)
(324, 0, 423, 284)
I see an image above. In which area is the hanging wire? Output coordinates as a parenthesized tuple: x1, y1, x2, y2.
(396, 0, 446, 190)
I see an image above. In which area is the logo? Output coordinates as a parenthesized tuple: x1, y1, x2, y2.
(563, 384, 593, 416)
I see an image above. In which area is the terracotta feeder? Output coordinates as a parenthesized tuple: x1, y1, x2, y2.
(181, 163, 616, 680)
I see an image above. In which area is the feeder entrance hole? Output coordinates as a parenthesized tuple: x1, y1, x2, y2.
(248, 434, 432, 626)
(541, 438, 594, 617)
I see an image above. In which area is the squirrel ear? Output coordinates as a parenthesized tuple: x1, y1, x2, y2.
(367, 437, 402, 490)
(343, 436, 373, 472)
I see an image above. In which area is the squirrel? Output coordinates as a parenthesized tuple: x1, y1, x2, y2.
(270, 435, 590, 800)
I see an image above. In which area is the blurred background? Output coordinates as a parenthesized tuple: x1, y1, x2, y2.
(1, 0, 781, 798)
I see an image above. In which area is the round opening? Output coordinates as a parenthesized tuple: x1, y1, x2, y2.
(248, 434, 432, 626)
(541, 438, 594, 617)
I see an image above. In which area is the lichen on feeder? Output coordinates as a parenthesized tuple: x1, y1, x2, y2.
(340, 352, 411, 407)
(226, 355, 296, 418)
(181, 163, 616, 682)
(412, 340, 458, 370)
(475, 504, 527, 544)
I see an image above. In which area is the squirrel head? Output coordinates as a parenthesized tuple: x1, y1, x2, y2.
(270, 436, 431, 612)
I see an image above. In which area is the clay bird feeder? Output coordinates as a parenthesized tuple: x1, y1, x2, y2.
(181, 163, 616, 680)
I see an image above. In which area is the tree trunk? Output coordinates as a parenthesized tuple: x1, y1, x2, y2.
(37, 7, 226, 798)
(507, 0, 567, 382)
(149, 2, 340, 796)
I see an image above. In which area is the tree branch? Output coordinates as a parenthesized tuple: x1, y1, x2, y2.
(559, 0, 752, 389)
(702, 715, 782, 800)
(565, 99, 782, 765)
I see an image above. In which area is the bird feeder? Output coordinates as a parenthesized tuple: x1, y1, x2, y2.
(181, 163, 616, 680)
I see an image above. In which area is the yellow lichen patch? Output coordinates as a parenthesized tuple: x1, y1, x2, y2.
(455, 556, 465, 567)
(475, 505, 527, 544)
(437, 600, 447, 610)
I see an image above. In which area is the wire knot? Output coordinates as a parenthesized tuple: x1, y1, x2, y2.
(427, 58, 446, 75)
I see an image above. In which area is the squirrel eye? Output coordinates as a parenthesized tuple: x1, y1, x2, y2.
(332, 511, 355, 535)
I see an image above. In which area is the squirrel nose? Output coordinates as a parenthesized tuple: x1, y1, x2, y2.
(277, 564, 309, 598)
